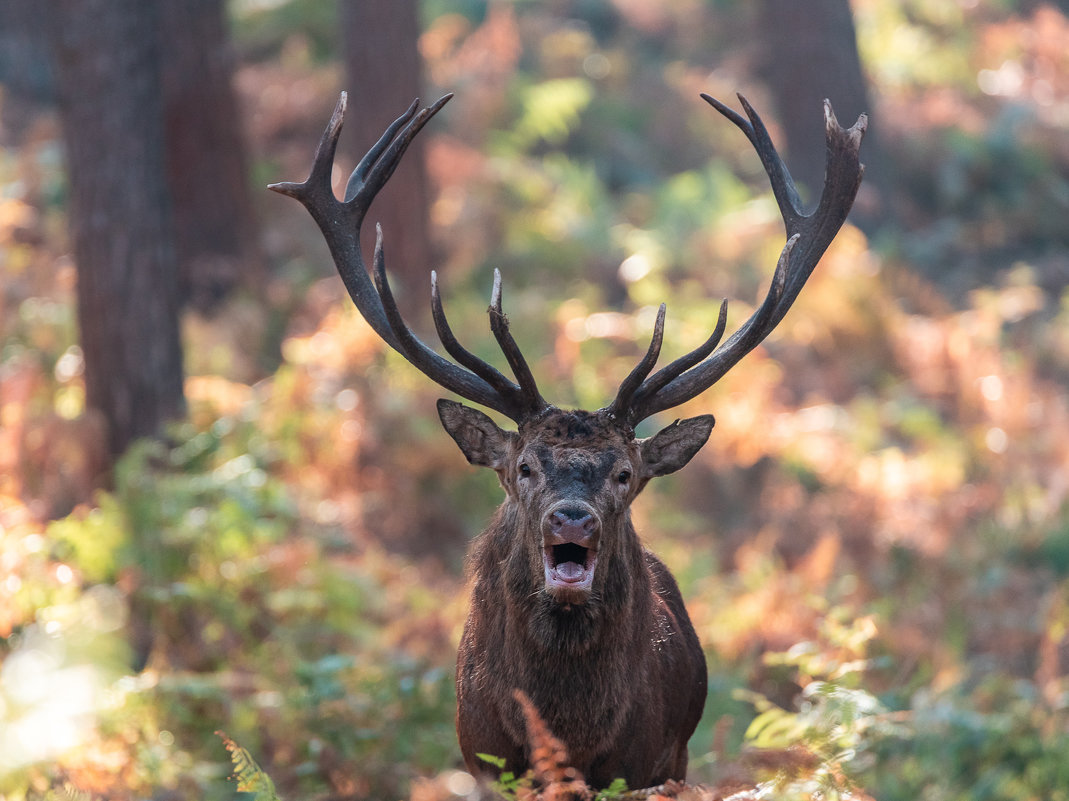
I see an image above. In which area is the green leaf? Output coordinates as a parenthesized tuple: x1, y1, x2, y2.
(595, 777, 629, 800)
(477, 752, 507, 770)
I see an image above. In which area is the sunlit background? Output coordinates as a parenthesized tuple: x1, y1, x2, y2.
(2, 1, 1069, 799)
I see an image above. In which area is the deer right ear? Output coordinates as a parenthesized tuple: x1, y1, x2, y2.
(437, 399, 513, 469)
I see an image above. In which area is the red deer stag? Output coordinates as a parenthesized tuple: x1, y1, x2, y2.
(270, 92, 865, 789)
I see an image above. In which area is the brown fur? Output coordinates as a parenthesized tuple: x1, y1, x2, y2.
(440, 404, 711, 789)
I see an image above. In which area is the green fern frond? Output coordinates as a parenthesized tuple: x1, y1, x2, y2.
(43, 785, 93, 801)
(216, 730, 282, 801)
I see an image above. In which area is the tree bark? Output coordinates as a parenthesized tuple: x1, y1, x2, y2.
(755, 0, 885, 226)
(50, 0, 185, 457)
(340, 0, 434, 311)
(0, 0, 54, 102)
(159, 0, 263, 312)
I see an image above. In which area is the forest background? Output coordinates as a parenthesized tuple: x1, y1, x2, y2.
(2, 0, 1069, 799)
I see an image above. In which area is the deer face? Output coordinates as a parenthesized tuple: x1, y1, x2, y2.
(438, 401, 714, 604)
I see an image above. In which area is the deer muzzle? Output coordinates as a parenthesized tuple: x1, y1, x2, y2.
(542, 504, 600, 602)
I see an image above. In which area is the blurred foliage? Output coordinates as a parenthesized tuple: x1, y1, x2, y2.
(3, 0, 1069, 799)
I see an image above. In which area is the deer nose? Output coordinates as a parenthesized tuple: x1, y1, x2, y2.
(548, 508, 597, 544)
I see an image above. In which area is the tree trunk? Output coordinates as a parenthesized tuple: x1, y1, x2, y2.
(50, 0, 185, 458)
(755, 0, 885, 226)
(340, 0, 434, 311)
(159, 0, 263, 312)
(0, 0, 54, 102)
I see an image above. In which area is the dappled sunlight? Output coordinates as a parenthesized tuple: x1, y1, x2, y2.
(0, 584, 130, 778)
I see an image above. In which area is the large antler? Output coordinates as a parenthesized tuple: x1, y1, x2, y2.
(606, 94, 867, 427)
(269, 93, 549, 423)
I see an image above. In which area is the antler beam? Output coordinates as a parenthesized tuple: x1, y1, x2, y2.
(269, 93, 549, 423)
(609, 94, 867, 426)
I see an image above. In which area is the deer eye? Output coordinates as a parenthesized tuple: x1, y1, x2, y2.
(519, 463, 532, 478)
(616, 470, 632, 484)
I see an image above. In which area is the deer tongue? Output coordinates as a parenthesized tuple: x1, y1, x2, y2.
(543, 542, 597, 598)
(555, 560, 586, 581)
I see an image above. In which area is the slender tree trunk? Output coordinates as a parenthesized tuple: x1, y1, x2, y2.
(340, 0, 434, 310)
(159, 0, 263, 312)
(50, 0, 185, 458)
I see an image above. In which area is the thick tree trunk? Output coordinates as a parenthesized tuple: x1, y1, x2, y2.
(340, 0, 434, 310)
(755, 0, 885, 226)
(50, 0, 185, 457)
(159, 0, 263, 312)
(0, 0, 54, 102)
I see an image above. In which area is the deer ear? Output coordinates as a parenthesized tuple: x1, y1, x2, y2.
(437, 399, 513, 469)
(640, 415, 715, 478)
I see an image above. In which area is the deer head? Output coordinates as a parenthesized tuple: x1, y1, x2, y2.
(267, 90, 866, 502)
(438, 401, 713, 606)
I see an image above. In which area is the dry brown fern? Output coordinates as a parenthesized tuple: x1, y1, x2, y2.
(506, 694, 771, 801)
(513, 689, 591, 801)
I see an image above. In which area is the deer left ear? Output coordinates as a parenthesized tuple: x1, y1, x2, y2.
(640, 415, 715, 478)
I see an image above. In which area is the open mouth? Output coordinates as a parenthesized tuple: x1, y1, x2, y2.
(543, 541, 597, 594)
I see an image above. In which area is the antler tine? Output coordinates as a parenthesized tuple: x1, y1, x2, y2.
(701, 93, 806, 230)
(628, 299, 729, 413)
(430, 270, 525, 399)
(345, 94, 452, 209)
(369, 226, 513, 411)
(487, 270, 548, 416)
(617, 95, 865, 425)
(342, 97, 419, 203)
(604, 304, 665, 421)
(268, 92, 348, 202)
